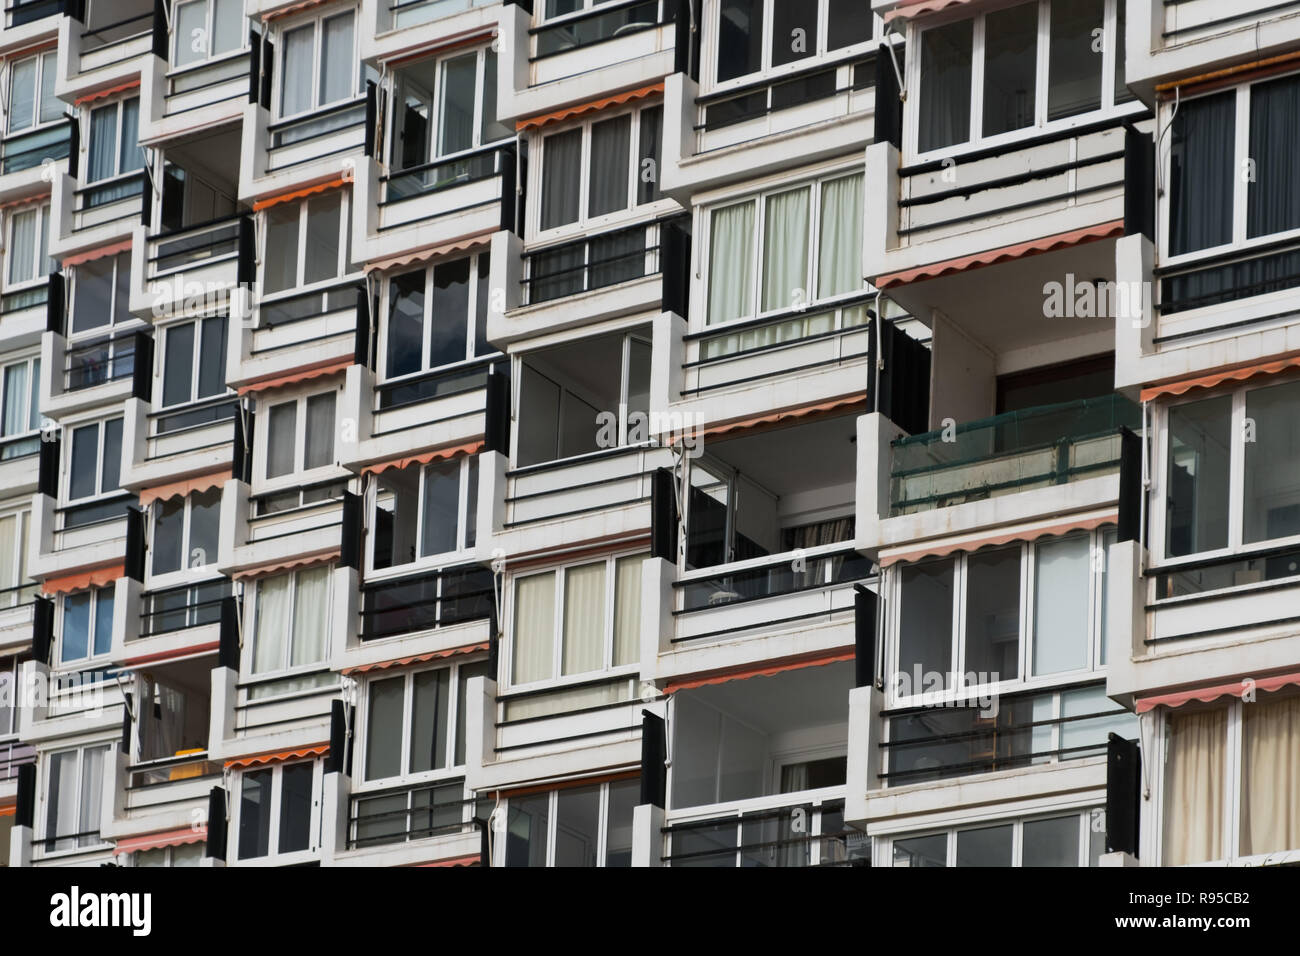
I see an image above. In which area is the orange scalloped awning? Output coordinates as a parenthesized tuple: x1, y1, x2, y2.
(231, 549, 340, 581)
(664, 648, 854, 695)
(252, 178, 347, 212)
(885, 0, 974, 21)
(225, 744, 328, 769)
(43, 563, 124, 596)
(875, 220, 1125, 289)
(879, 515, 1115, 567)
(1140, 353, 1300, 402)
(516, 82, 664, 132)
(74, 78, 141, 107)
(365, 233, 492, 275)
(62, 238, 133, 267)
(112, 825, 207, 856)
(237, 358, 352, 396)
(138, 470, 230, 507)
(342, 641, 490, 676)
(1136, 672, 1300, 714)
(0, 190, 51, 211)
(362, 440, 483, 477)
(701, 394, 866, 440)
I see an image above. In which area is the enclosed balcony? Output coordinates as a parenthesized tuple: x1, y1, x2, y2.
(143, 0, 250, 137)
(61, 0, 154, 88)
(340, 777, 488, 864)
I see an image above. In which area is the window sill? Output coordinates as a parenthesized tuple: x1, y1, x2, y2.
(499, 667, 640, 702)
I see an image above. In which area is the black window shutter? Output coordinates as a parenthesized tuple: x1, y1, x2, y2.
(205, 786, 227, 861)
(364, 81, 377, 157)
(874, 44, 903, 149)
(15, 763, 36, 829)
(1124, 126, 1155, 243)
(639, 711, 667, 808)
(237, 214, 255, 286)
(38, 434, 60, 498)
(151, 0, 168, 61)
(1106, 733, 1141, 858)
(125, 507, 146, 582)
(325, 700, 351, 775)
(131, 332, 154, 401)
(46, 272, 64, 335)
(1117, 427, 1142, 544)
(121, 692, 134, 751)
(650, 467, 677, 562)
(660, 218, 691, 319)
(484, 372, 511, 455)
(259, 36, 274, 109)
(853, 584, 877, 688)
(33, 596, 55, 665)
(218, 595, 240, 670)
(248, 30, 261, 104)
(498, 146, 517, 235)
(340, 491, 363, 570)
(65, 113, 79, 179)
(353, 283, 370, 367)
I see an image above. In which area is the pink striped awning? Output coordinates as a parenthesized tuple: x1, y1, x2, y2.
(1136, 672, 1300, 714)
(112, 826, 207, 856)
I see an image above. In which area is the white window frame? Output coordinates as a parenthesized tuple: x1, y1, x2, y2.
(354, 658, 489, 788)
(364, 455, 479, 577)
(84, 96, 143, 187)
(56, 585, 115, 667)
(170, 0, 245, 69)
(253, 385, 343, 496)
(0, 508, 32, 610)
(882, 804, 1105, 867)
(497, 778, 637, 868)
(243, 565, 335, 681)
(502, 550, 645, 695)
(67, 252, 138, 339)
(885, 528, 1115, 709)
(62, 416, 124, 507)
(273, 7, 362, 122)
(1152, 376, 1300, 570)
(0, 354, 41, 455)
(258, 190, 357, 303)
(5, 50, 59, 134)
(906, 0, 1134, 163)
(147, 489, 221, 587)
(40, 742, 112, 856)
(155, 314, 230, 411)
(4, 201, 53, 291)
(1156, 73, 1300, 271)
(231, 758, 324, 865)
(695, 163, 868, 334)
(387, 44, 509, 169)
(528, 102, 671, 243)
(702, 0, 883, 94)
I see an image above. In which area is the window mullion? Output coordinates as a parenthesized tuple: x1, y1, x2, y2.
(1035, 0, 1049, 128)
(969, 16, 985, 143)
(1228, 390, 1246, 549)
(1233, 86, 1250, 245)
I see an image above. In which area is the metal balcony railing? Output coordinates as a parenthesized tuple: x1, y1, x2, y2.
(347, 779, 488, 851)
(662, 797, 867, 867)
(359, 564, 494, 642)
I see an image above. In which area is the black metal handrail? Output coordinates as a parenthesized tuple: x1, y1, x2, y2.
(521, 219, 662, 305)
(381, 142, 510, 205)
(375, 355, 502, 412)
(347, 780, 483, 850)
(530, 0, 663, 60)
(359, 563, 494, 642)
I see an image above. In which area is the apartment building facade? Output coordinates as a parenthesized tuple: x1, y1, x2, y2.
(0, 0, 1294, 870)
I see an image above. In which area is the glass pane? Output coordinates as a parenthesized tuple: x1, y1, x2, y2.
(955, 824, 1013, 866)
(540, 128, 581, 230)
(1060, 684, 1133, 754)
(197, 316, 228, 399)
(983, 2, 1038, 137)
(263, 203, 301, 295)
(1166, 396, 1231, 557)
(174, 0, 206, 67)
(505, 793, 551, 867)
(1023, 814, 1080, 866)
(238, 768, 272, 858)
(771, 0, 817, 68)
(93, 588, 113, 656)
(827, 0, 872, 51)
(512, 572, 556, 684)
(561, 562, 606, 676)
(1033, 534, 1091, 674)
(266, 401, 297, 478)
(162, 322, 195, 408)
(69, 424, 99, 500)
(636, 106, 662, 205)
(212, 0, 243, 55)
(303, 191, 342, 285)
(919, 19, 972, 152)
(101, 418, 123, 493)
(87, 104, 117, 183)
(1168, 90, 1235, 257)
(717, 0, 763, 83)
(152, 497, 185, 575)
(761, 187, 810, 312)
(439, 53, 477, 155)
(604, 778, 638, 867)
(410, 668, 450, 773)
(480, 48, 510, 144)
(72, 257, 114, 334)
(62, 592, 91, 662)
(386, 269, 425, 378)
(963, 546, 1021, 683)
(1243, 379, 1300, 543)
(304, 392, 336, 470)
(420, 459, 460, 557)
(1047, 0, 1103, 121)
(553, 784, 600, 867)
(277, 763, 314, 853)
(429, 258, 470, 368)
(588, 115, 631, 218)
(898, 560, 954, 687)
(318, 12, 355, 106)
(364, 676, 404, 780)
(38, 52, 59, 124)
(8, 58, 34, 132)
(893, 833, 946, 867)
(119, 99, 142, 174)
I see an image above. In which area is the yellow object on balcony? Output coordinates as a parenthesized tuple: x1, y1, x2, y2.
(169, 749, 206, 781)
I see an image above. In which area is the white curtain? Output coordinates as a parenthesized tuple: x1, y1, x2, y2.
(38, 52, 58, 125)
(761, 187, 810, 313)
(253, 573, 290, 673)
(540, 129, 581, 230)
(174, 1, 206, 67)
(2, 363, 28, 437)
(290, 566, 331, 667)
(1033, 535, 1091, 675)
(212, 0, 242, 56)
(77, 745, 107, 847)
(0, 516, 14, 601)
(707, 201, 755, 325)
(818, 174, 863, 299)
(47, 750, 78, 848)
(512, 571, 555, 684)
(612, 555, 642, 667)
(304, 392, 336, 469)
(702, 311, 833, 360)
(8, 209, 35, 285)
(1163, 708, 1225, 865)
(1241, 695, 1300, 856)
(561, 562, 605, 675)
(319, 12, 355, 106)
(281, 24, 315, 116)
(87, 104, 118, 183)
(8, 58, 34, 132)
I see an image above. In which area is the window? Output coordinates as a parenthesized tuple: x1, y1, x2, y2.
(5, 202, 54, 289)
(389, 46, 510, 176)
(0, 510, 33, 609)
(85, 98, 144, 205)
(60, 587, 114, 666)
(66, 254, 137, 391)
(0, 656, 19, 736)
(150, 489, 221, 577)
(504, 778, 638, 867)
(361, 660, 490, 782)
(64, 417, 129, 528)
(279, 10, 359, 119)
(1167, 73, 1300, 263)
(704, 171, 866, 332)
(890, 529, 1114, 702)
(262, 190, 355, 296)
(383, 253, 494, 382)
(6, 51, 59, 133)
(515, 329, 651, 467)
(890, 808, 1105, 867)
(535, 104, 663, 236)
(262, 389, 338, 484)
(43, 744, 111, 853)
(250, 566, 333, 676)
(914, 0, 1130, 155)
(1161, 692, 1300, 864)
(157, 316, 234, 432)
(133, 842, 204, 866)
(509, 553, 644, 693)
(713, 0, 876, 85)
(236, 760, 321, 861)
(1161, 380, 1300, 563)
(370, 456, 478, 571)
(158, 162, 238, 234)
(1, 356, 40, 459)
(172, 0, 243, 68)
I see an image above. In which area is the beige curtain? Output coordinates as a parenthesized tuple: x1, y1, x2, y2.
(253, 573, 291, 673)
(561, 562, 606, 676)
(707, 201, 755, 325)
(512, 571, 555, 684)
(290, 566, 331, 667)
(761, 187, 810, 312)
(1241, 694, 1300, 856)
(1163, 708, 1226, 865)
(817, 173, 864, 299)
(702, 311, 834, 360)
(612, 555, 644, 667)
(0, 515, 14, 606)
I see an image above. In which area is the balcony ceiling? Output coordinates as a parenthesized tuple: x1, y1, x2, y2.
(706, 412, 857, 498)
(687, 660, 853, 735)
